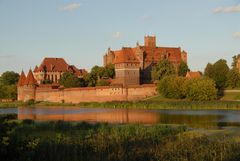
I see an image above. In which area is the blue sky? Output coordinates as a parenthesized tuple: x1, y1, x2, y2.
(0, 0, 240, 74)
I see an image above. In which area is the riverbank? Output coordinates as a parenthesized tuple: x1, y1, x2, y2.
(1, 114, 240, 161)
(1, 97, 240, 110)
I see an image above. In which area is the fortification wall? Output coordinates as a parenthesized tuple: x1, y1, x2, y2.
(21, 84, 157, 103)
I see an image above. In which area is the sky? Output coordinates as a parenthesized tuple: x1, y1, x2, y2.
(0, 0, 240, 74)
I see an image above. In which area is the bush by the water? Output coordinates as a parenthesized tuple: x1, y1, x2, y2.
(183, 77, 217, 101)
(157, 76, 186, 99)
(157, 76, 217, 101)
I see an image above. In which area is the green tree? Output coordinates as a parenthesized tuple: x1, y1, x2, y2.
(183, 77, 217, 101)
(103, 64, 115, 79)
(59, 72, 81, 88)
(178, 61, 189, 76)
(227, 69, 240, 88)
(157, 76, 186, 99)
(204, 63, 214, 78)
(96, 79, 110, 86)
(0, 85, 5, 98)
(0, 71, 19, 86)
(84, 73, 98, 87)
(204, 60, 229, 89)
(151, 59, 175, 81)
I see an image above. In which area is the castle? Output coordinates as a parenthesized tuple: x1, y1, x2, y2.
(17, 36, 187, 103)
(104, 36, 187, 86)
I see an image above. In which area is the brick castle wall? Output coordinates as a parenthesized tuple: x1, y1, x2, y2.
(19, 84, 157, 103)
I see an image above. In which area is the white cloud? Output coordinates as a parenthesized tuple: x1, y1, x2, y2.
(213, 4, 240, 13)
(59, 3, 81, 11)
(112, 32, 122, 39)
(233, 32, 240, 38)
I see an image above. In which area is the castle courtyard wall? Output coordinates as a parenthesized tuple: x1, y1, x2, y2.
(30, 85, 157, 103)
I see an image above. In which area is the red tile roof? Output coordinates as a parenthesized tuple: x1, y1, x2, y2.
(140, 46, 182, 63)
(186, 71, 201, 78)
(36, 58, 87, 77)
(17, 71, 26, 87)
(33, 66, 39, 72)
(38, 58, 69, 72)
(113, 48, 140, 64)
(111, 45, 182, 64)
(24, 69, 38, 85)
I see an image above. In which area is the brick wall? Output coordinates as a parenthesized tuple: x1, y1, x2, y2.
(20, 84, 157, 103)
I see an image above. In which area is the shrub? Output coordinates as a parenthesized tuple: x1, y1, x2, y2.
(157, 76, 187, 99)
(158, 76, 217, 101)
(183, 77, 217, 101)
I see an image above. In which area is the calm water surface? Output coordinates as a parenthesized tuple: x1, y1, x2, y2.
(1, 107, 240, 128)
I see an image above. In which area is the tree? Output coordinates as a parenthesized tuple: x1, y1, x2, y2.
(0, 71, 19, 86)
(59, 72, 81, 88)
(83, 65, 115, 87)
(157, 76, 186, 99)
(204, 63, 214, 78)
(178, 61, 189, 76)
(151, 59, 175, 81)
(96, 79, 110, 86)
(0, 85, 5, 98)
(84, 73, 98, 87)
(227, 69, 240, 88)
(103, 64, 115, 79)
(183, 77, 217, 101)
(204, 60, 229, 89)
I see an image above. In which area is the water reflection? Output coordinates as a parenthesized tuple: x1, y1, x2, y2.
(18, 107, 161, 124)
(0, 107, 239, 128)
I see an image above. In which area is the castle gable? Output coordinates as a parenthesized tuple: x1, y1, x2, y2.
(38, 58, 69, 72)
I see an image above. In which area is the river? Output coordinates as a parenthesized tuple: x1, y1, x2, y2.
(1, 107, 240, 128)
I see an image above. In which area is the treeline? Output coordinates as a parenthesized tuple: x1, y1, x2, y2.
(1, 115, 240, 161)
(151, 55, 240, 101)
(0, 71, 19, 100)
(59, 64, 115, 88)
(205, 57, 240, 89)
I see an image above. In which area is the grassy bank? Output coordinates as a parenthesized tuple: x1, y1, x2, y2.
(1, 114, 240, 161)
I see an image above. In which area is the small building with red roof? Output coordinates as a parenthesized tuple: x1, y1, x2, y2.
(185, 71, 202, 78)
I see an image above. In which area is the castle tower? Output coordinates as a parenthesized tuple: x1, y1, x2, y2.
(144, 36, 156, 48)
(181, 50, 188, 64)
(23, 69, 38, 102)
(104, 48, 115, 67)
(17, 71, 26, 101)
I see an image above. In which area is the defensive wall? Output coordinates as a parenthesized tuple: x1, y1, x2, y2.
(19, 84, 157, 103)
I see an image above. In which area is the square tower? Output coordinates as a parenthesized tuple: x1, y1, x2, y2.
(144, 36, 156, 48)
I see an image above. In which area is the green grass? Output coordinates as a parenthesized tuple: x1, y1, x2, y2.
(221, 92, 240, 101)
